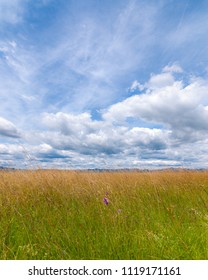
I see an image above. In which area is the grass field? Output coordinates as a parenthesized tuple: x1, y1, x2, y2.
(0, 170, 207, 260)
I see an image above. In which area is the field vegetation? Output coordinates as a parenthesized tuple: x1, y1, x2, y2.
(0, 170, 207, 259)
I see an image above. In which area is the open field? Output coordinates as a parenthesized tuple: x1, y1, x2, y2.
(0, 170, 207, 260)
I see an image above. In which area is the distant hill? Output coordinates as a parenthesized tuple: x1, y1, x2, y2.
(0, 166, 15, 171)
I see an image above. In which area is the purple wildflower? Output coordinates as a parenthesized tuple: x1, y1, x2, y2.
(103, 197, 109, 205)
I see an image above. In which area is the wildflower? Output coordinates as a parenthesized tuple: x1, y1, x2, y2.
(103, 197, 109, 205)
(117, 209, 122, 213)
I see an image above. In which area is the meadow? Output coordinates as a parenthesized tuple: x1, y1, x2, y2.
(0, 169, 207, 260)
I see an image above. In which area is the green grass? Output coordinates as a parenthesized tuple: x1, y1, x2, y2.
(0, 170, 207, 259)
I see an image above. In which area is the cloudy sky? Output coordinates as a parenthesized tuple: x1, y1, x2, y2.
(0, 0, 208, 169)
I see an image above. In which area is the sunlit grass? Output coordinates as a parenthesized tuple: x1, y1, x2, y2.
(0, 170, 207, 259)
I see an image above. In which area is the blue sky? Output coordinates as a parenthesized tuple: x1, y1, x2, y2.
(0, 0, 208, 169)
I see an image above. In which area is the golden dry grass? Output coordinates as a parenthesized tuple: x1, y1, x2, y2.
(0, 169, 207, 259)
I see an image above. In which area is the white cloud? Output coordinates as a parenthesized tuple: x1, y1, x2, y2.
(0, 0, 27, 25)
(1, 0, 208, 169)
(162, 63, 183, 73)
(32, 0, 160, 112)
(42, 112, 102, 136)
(39, 110, 170, 159)
(0, 40, 38, 84)
(41, 112, 125, 155)
(1, 62, 207, 169)
(27, 122, 208, 169)
(128, 64, 183, 95)
(0, 117, 20, 138)
(0, 39, 42, 127)
(147, 72, 175, 89)
(130, 80, 145, 92)
(103, 70, 208, 141)
(168, 10, 208, 48)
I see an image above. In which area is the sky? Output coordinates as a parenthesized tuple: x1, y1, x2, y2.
(0, 0, 208, 169)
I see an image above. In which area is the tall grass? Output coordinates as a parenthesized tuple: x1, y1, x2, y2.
(0, 170, 207, 259)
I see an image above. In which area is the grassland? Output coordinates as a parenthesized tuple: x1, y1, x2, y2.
(0, 170, 207, 260)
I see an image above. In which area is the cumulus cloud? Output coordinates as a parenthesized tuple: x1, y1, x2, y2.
(147, 72, 175, 89)
(0, 143, 28, 168)
(1, 0, 208, 169)
(162, 63, 183, 73)
(0, 117, 21, 138)
(103, 70, 208, 141)
(41, 112, 124, 155)
(39, 109, 171, 160)
(129, 80, 145, 92)
(1, 63, 207, 169)
(42, 112, 100, 136)
(25, 67, 205, 169)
